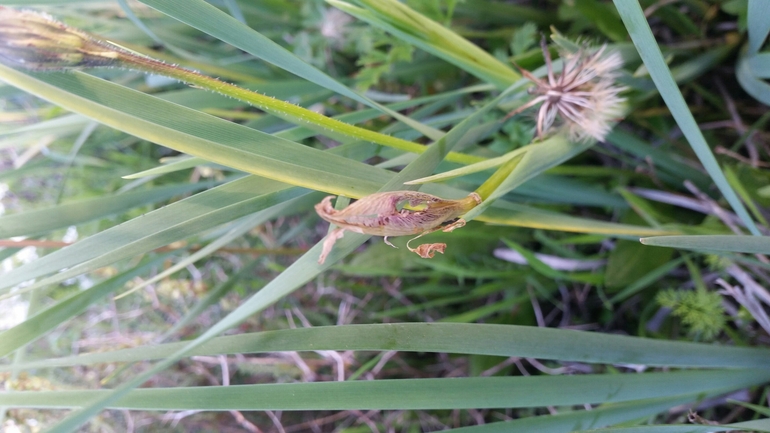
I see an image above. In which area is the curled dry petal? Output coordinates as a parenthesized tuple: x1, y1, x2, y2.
(315, 191, 481, 263)
(409, 242, 446, 259)
(0, 7, 126, 70)
(318, 228, 345, 265)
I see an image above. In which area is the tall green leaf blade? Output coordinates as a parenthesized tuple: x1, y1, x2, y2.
(0, 255, 169, 358)
(606, 130, 711, 189)
(614, 1, 760, 236)
(748, 0, 770, 54)
(737, 55, 770, 106)
(7, 323, 769, 371)
(571, 419, 770, 433)
(331, 0, 519, 89)
(466, 136, 592, 220)
(0, 179, 312, 294)
(0, 65, 390, 198)
(0, 181, 219, 237)
(640, 235, 770, 254)
(5, 370, 769, 410)
(137, 0, 443, 140)
(439, 394, 737, 433)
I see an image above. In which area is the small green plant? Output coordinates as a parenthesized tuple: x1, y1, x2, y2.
(657, 288, 727, 341)
(354, 29, 414, 90)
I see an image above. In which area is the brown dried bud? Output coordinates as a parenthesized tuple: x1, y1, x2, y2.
(0, 7, 123, 70)
(315, 191, 480, 237)
(315, 191, 481, 264)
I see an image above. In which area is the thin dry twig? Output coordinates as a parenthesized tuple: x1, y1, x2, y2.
(715, 78, 759, 166)
(715, 146, 770, 168)
(716, 276, 770, 336)
(684, 181, 744, 235)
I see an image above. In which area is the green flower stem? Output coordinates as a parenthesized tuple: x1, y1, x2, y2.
(118, 52, 483, 165)
(473, 151, 525, 201)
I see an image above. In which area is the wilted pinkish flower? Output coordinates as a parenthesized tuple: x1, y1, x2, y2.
(507, 39, 626, 142)
(0, 7, 126, 70)
(315, 191, 481, 264)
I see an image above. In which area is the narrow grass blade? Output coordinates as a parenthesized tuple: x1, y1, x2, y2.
(737, 54, 770, 106)
(444, 394, 728, 433)
(606, 130, 711, 189)
(122, 156, 203, 180)
(614, 1, 760, 236)
(138, 0, 443, 140)
(574, 0, 627, 42)
(0, 66, 392, 197)
(8, 322, 769, 371)
(0, 177, 313, 294)
(465, 138, 596, 221)
(158, 258, 263, 341)
(330, 0, 520, 88)
(640, 235, 770, 254)
(0, 181, 218, 238)
(608, 256, 687, 304)
(747, 53, 770, 79)
(112, 200, 307, 300)
(571, 419, 770, 433)
(405, 151, 516, 185)
(0, 0, 105, 3)
(6, 370, 770, 411)
(453, 0, 551, 26)
(0, 255, 169, 359)
(501, 238, 602, 284)
(748, 0, 770, 54)
(474, 200, 676, 237)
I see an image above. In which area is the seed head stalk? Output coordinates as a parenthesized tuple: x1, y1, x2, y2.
(0, 7, 482, 164)
(121, 53, 445, 156)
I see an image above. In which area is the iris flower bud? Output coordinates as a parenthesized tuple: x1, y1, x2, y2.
(315, 191, 481, 264)
(0, 7, 125, 70)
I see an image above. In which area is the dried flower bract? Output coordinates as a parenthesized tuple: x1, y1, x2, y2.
(315, 191, 481, 264)
(507, 39, 626, 142)
(0, 7, 127, 70)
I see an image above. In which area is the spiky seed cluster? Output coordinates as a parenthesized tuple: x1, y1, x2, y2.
(509, 41, 626, 142)
(0, 7, 124, 70)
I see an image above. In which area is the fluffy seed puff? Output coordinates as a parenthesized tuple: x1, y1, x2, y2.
(507, 40, 626, 142)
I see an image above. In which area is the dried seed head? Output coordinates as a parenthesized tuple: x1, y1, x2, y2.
(315, 191, 480, 237)
(315, 191, 481, 264)
(0, 7, 124, 70)
(508, 40, 626, 142)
